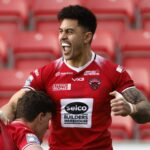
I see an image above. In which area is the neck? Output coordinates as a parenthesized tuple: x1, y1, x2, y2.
(15, 118, 42, 141)
(66, 50, 93, 68)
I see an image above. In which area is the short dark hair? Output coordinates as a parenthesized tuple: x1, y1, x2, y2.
(57, 5, 97, 35)
(15, 90, 56, 122)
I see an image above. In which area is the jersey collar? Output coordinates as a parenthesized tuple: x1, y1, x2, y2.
(64, 51, 96, 72)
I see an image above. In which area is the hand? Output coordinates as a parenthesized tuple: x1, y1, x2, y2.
(0, 110, 10, 125)
(110, 91, 132, 116)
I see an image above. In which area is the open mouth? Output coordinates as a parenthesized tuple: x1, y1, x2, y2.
(62, 43, 71, 54)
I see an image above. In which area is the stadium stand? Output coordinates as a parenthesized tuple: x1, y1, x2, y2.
(0, 0, 28, 45)
(138, 0, 150, 30)
(0, 35, 7, 68)
(11, 31, 60, 70)
(91, 29, 116, 61)
(139, 122, 150, 140)
(109, 115, 135, 141)
(84, 0, 136, 42)
(0, 0, 150, 144)
(0, 69, 30, 106)
(22, 0, 36, 9)
(30, 0, 83, 30)
(119, 30, 150, 74)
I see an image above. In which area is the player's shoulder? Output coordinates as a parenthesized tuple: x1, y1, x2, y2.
(43, 57, 63, 70)
(95, 54, 125, 73)
(35, 57, 63, 75)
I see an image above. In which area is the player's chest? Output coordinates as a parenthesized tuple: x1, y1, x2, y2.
(46, 69, 113, 101)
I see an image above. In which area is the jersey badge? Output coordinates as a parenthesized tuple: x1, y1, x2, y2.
(89, 78, 101, 90)
(26, 133, 40, 144)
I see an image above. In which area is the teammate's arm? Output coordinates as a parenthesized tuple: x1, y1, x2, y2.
(110, 87, 150, 123)
(0, 89, 27, 123)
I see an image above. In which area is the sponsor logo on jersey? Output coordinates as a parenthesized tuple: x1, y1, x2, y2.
(65, 102, 88, 114)
(84, 70, 100, 76)
(24, 75, 33, 86)
(89, 78, 101, 90)
(52, 84, 71, 91)
(116, 65, 124, 73)
(26, 133, 40, 144)
(72, 77, 84, 81)
(55, 72, 73, 77)
(61, 98, 93, 128)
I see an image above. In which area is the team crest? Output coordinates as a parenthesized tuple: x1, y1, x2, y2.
(89, 78, 101, 90)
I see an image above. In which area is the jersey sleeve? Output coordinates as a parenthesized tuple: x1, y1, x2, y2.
(102, 60, 135, 93)
(23, 68, 44, 91)
(17, 133, 41, 150)
(114, 65, 135, 92)
(23, 60, 61, 91)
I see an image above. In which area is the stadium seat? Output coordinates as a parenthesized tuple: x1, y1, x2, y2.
(0, 0, 28, 44)
(84, 0, 135, 42)
(22, 0, 35, 9)
(0, 36, 7, 67)
(138, 0, 150, 30)
(126, 67, 150, 99)
(35, 20, 59, 33)
(11, 31, 60, 70)
(120, 30, 150, 74)
(91, 29, 116, 61)
(31, 0, 82, 30)
(0, 69, 30, 106)
(139, 123, 150, 140)
(109, 115, 134, 141)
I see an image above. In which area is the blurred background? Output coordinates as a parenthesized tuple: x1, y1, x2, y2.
(0, 0, 150, 149)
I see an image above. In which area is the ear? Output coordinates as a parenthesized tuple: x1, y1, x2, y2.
(84, 32, 93, 44)
(37, 112, 45, 123)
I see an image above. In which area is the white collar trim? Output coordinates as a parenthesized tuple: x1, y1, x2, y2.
(64, 51, 95, 72)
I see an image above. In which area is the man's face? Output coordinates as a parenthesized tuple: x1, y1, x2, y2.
(37, 112, 52, 141)
(59, 19, 87, 61)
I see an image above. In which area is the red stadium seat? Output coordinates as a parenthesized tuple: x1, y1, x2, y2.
(22, 0, 36, 9)
(126, 67, 150, 99)
(109, 115, 134, 141)
(84, 0, 135, 42)
(0, 36, 7, 67)
(35, 20, 59, 33)
(138, 0, 150, 30)
(11, 31, 60, 69)
(31, 0, 82, 31)
(0, 68, 31, 106)
(120, 30, 150, 75)
(139, 123, 150, 140)
(0, 0, 28, 44)
(91, 29, 116, 61)
(0, 69, 30, 105)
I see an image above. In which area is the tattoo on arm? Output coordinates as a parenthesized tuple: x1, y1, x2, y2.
(122, 87, 150, 123)
(122, 87, 144, 104)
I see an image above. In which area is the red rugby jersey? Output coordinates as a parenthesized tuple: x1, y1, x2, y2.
(24, 53, 134, 150)
(7, 121, 41, 150)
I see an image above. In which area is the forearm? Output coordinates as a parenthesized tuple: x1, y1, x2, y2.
(122, 87, 150, 123)
(131, 100, 150, 123)
(0, 89, 26, 122)
(0, 102, 16, 122)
